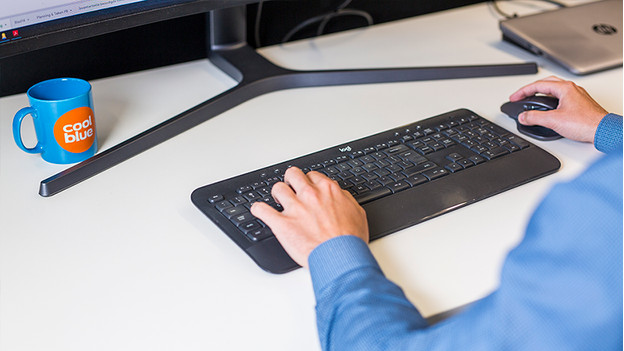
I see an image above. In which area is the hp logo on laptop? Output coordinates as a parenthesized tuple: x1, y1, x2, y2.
(592, 24, 618, 35)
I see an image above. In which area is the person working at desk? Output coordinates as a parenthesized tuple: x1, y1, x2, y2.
(251, 76, 623, 350)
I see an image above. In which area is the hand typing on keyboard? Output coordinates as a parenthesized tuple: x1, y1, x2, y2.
(250, 167, 369, 268)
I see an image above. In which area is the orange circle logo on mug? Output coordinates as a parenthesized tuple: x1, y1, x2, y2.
(53, 106, 96, 153)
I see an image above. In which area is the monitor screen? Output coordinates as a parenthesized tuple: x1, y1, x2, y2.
(3, 0, 147, 40)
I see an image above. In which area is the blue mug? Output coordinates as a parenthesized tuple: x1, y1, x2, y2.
(13, 78, 97, 164)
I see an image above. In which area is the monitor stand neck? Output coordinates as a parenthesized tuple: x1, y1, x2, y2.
(39, 5, 537, 197)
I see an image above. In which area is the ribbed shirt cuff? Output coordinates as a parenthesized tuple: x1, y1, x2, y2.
(308, 235, 380, 297)
(594, 113, 623, 154)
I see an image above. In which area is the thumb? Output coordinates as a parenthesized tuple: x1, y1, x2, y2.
(518, 110, 558, 129)
(250, 202, 282, 228)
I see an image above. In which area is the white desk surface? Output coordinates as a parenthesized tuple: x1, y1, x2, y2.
(1, 1, 621, 350)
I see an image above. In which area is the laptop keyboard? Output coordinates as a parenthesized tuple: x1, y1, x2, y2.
(192, 108, 560, 273)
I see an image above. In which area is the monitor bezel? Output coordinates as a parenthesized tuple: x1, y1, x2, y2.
(0, 0, 252, 59)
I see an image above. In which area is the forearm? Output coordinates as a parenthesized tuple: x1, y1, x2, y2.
(309, 236, 504, 351)
(310, 236, 424, 350)
(594, 113, 623, 153)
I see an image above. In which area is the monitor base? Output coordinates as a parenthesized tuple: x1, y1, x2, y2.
(39, 8, 537, 197)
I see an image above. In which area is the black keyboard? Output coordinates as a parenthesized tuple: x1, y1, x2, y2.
(191, 109, 560, 273)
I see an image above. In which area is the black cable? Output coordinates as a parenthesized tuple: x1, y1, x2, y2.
(282, 13, 332, 43)
(254, 1, 264, 47)
(317, 9, 373, 37)
(281, 0, 373, 44)
(489, 0, 567, 20)
(318, 0, 353, 35)
(490, 0, 517, 19)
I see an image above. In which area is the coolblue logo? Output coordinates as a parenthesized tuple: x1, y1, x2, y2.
(339, 146, 352, 152)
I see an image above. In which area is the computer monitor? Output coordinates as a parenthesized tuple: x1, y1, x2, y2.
(1, 0, 538, 197)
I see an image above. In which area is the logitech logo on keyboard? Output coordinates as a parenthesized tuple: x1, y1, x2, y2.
(339, 146, 352, 152)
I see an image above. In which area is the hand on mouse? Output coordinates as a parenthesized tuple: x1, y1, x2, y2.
(251, 167, 369, 268)
(509, 76, 608, 143)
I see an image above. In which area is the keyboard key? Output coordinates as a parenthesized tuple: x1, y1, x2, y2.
(208, 194, 224, 203)
(406, 174, 428, 186)
(350, 166, 367, 176)
(485, 123, 510, 137)
(335, 163, 352, 172)
(231, 212, 255, 226)
(362, 163, 379, 172)
(245, 227, 272, 242)
(362, 172, 379, 181)
(350, 177, 366, 186)
(231, 196, 247, 206)
(388, 181, 410, 193)
(335, 155, 350, 163)
(376, 176, 394, 186)
(215, 200, 233, 211)
(482, 147, 509, 160)
(242, 191, 260, 201)
(386, 144, 410, 154)
(374, 143, 388, 150)
(386, 164, 404, 173)
(236, 185, 251, 194)
(353, 185, 370, 194)
(446, 163, 463, 173)
(471, 145, 488, 154)
(423, 168, 449, 180)
(364, 180, 382, 190)
(440, 138, 455, 147)
(402, 162, 437, 177)
(222, 206, 248, 218)
(506, 135, 530, 149)
(398, 151, 426, 164)
(389, 173, 406, 182)
(264, 177, 281, 186)
(257, 187, 271, 196)
(446, 153, 463, 162)
(239, 220, 262, 233)
(360, 155, 376, 163)
(250, 181, 264, 189)
(468, 155, 486, 165)
(416, 146, 434, 155)
(458, 159, 475, 168)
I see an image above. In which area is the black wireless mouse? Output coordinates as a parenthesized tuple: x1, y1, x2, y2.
(500, 96, 563, 141)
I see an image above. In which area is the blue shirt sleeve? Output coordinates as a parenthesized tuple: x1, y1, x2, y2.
(594, 113, 622, 153)
(309, 154, 623, 350)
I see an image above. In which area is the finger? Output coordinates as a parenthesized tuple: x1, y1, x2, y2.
(306, 170, 331, 184)
(283, 167, 312, 193)
(250, 201, 283, 227)
(509, 80, 564, 102)
(518, 109, 560, 129)
(271, 181, 298, 209)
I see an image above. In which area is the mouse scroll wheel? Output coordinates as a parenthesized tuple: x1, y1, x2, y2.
(523, 105, 549, 111)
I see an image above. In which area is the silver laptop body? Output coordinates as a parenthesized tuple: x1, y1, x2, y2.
(500, 0, 623, 75)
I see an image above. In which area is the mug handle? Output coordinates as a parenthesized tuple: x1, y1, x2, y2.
(13, 107, 43, 154)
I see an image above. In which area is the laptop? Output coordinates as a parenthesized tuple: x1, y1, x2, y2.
(500, 0, 622, 75)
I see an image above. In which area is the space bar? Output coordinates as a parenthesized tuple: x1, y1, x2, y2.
(354, 187, 393, 204)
